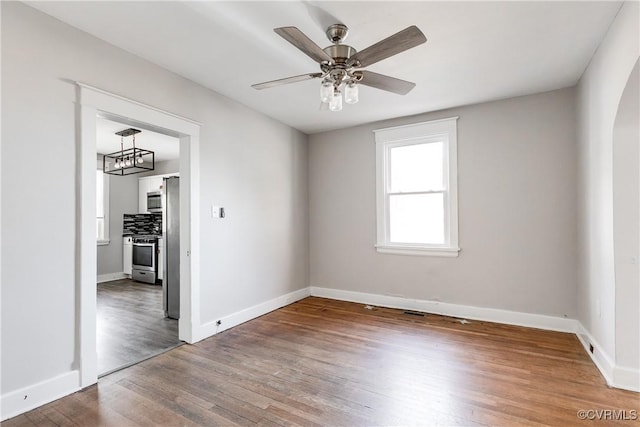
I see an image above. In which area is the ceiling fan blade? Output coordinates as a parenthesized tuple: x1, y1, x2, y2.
(252, 73, 323, 90)
(348, 26, 426, 68)
(274, 27, 334, 64)
(359, 70, 416, 95)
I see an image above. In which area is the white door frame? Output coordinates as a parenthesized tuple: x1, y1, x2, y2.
(77, 83, 201, 387)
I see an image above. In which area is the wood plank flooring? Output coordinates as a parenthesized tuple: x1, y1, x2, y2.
(97, 279, 181, 376)
(4, 297, 639, 426)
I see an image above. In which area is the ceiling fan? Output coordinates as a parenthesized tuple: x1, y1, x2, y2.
(252, 24, 427, 111)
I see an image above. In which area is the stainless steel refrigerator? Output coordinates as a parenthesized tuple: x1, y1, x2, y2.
(162, 176, 180, 319)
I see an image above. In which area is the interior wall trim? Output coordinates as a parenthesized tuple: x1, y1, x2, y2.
(195, 287, 311, 342)
(311, 286, 640, 393)
(3, 289, 635, 421)
(0, 286, 311, 420)
(575, 323, 615, 385)
(577, 323, 640, 392)
(613, 365, 640, 393)
(310, 286, 578, 333)
(0, 371, 80, 422)
(77, 82, 202, 390)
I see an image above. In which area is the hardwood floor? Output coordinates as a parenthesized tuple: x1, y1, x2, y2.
(97, 279, 181, 376)
(4, 297, 639, 426)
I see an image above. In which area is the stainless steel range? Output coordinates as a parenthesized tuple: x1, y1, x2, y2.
(132, 236, 158, 284)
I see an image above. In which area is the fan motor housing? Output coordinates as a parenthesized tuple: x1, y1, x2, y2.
(323, 44, 357, 66)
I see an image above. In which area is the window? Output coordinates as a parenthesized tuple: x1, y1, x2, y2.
(96, 169, 110, 245)
(375, 117, 459, 256)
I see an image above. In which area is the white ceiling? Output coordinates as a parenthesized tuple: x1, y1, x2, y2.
(97, 117, 179, 162)
(28, 1, 621, 134)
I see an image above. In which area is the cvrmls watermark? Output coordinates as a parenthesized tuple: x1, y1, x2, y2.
(577, 409, 638, 421)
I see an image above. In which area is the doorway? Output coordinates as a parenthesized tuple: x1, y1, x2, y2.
(77, 83, 201, 388)
(96, 117, 182, 376)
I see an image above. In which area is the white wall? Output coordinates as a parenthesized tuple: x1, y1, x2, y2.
(97, 172, 138, 276)
(309, 88, 578, 318)
(576, 0, 639, 386)
(1, 1, 308, 400)
(199, 119, 308, 322)
(139, 158, 180, 177)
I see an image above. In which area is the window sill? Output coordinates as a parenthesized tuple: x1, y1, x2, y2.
(375, 244, 460, 257)
(97, 240, 110, 246)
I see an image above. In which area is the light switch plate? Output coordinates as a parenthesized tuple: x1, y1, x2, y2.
(211, 205, 225, 219)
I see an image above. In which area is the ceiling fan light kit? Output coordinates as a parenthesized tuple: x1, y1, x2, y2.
(329, 88, 343, 111)
(252, 23, 427, 112)
(345, 81, 359, 104)
(320, 78, 333, 103)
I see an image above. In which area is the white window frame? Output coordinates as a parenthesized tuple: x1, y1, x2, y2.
(374, 117, 459, 257)
(96, 166, 110, 246)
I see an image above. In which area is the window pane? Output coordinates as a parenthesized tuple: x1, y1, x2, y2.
(389, 193, 444, 244)
(96, 170, 104, 217)
(390, 142, 443, 192)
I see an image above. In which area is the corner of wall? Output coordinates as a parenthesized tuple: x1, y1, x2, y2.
(577, 322, 640, 392)
(193, 287, 311, 343)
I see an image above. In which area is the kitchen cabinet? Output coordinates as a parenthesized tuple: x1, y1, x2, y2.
(123, 236, 133, 276)
(138, 173, 180, 213)
(157, 237, 164, 281)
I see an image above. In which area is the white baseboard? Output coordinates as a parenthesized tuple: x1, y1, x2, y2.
(614, 365, 640, 392)
(195, 287, 311, 342)
(576, 323, 615, 386)
(310, 286, 578, 333)
(0, 287, 310, 420)
(311, 287, 640, 392)
(0, 371, 80, 422)
(97, 272, 128, 283)
(576, 323, 640, 392)
(3, 288, 635, 423)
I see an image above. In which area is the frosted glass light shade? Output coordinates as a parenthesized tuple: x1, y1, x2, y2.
(345, 82, 359, 104)
(320, 80, 333, 103)
(329, 91, 343, 111)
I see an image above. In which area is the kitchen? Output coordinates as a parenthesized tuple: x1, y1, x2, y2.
(96, 118, 182, 376)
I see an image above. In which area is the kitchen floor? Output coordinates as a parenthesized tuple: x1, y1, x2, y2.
(97, 279, 182, 376)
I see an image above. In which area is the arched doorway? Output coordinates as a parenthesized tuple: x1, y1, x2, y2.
(612, 59, 639, 390)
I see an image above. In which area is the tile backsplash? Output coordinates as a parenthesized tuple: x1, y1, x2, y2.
(123, 213, 162, 236)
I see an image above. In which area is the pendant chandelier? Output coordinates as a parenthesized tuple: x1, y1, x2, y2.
(103, 128, 154, 176)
